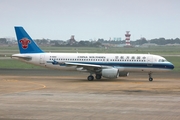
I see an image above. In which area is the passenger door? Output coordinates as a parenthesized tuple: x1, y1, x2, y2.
(147, 56, 153, 66)
(40, 54, 45, 64)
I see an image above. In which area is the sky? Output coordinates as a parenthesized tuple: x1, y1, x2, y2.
(0, 0, 180, 41)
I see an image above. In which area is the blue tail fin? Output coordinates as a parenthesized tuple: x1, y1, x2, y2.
(14, 26, 44, 54)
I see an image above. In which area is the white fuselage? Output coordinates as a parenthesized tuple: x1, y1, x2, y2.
(12, 53, 174, 73)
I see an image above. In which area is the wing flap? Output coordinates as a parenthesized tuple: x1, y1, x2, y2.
(65, 62, 112, 71)
(49, 60, 112, 72)
(65, 62, 102, 68)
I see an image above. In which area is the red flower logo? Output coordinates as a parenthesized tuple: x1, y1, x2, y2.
(19, 38, 31, 49)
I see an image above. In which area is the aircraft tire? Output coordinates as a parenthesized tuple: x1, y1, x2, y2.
(149, 77, 153, 81)
(95, 74, 102, 79)
(88, 76, 94, 81)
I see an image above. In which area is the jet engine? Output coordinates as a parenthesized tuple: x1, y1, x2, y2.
(101, 68, 119, 78)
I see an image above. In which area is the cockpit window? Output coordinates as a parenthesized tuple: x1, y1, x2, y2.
(158, 59, 168, 62)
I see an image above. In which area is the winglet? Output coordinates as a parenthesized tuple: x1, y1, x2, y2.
(14, 26, 44, 54)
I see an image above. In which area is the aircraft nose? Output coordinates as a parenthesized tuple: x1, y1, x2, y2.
(170, 63, 174, 70)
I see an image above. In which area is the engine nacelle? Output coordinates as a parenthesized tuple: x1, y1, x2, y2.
(101, 68, 119, 78)
(119, 72, 129, 77)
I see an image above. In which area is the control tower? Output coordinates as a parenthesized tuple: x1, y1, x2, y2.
(125, 31, 131, 46)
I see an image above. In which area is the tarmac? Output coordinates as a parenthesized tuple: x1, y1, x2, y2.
(0, 69, 180, 120)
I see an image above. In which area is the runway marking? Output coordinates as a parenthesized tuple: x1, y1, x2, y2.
(0, 79, 46, 95)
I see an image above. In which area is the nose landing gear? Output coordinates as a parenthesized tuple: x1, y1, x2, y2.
(148, 72, 153, 81)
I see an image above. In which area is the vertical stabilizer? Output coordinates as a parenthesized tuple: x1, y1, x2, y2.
(14, 26, 44, 54)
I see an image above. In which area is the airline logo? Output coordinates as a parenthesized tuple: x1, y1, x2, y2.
(19, 38, 31, 49)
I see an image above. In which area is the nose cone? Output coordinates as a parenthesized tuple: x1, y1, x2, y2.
(169, 62, 174, 70)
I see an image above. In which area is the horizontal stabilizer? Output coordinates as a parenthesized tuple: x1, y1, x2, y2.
(11, 54, 32, 61)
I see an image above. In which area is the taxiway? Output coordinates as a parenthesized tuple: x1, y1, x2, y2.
(0, 69, 180, 120)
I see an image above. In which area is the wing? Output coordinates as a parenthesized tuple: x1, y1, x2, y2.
(50, 60, 111, 73)
(65, 62, 101, 68)
(65, 62, 111, 73)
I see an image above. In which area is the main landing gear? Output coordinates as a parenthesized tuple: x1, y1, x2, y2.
(148, 72, 153, 81)
(87, 75, 94, 81)
(87, 74, 102, 81)
(95, 74, 102, 80)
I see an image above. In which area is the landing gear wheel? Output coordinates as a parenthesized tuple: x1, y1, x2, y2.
(149, 77, 153, 81)
(95, 74, 102, 80)
(148, 72, 153, 82)
(87, 76, 94, 81)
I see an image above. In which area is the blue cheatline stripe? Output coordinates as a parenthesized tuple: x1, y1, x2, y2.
(46, 61, 174, 70)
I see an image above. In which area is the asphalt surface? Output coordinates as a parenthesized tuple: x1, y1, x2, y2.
(0, 69, 180, 120)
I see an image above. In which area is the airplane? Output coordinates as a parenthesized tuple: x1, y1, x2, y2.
(12, 26, 174, 81)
